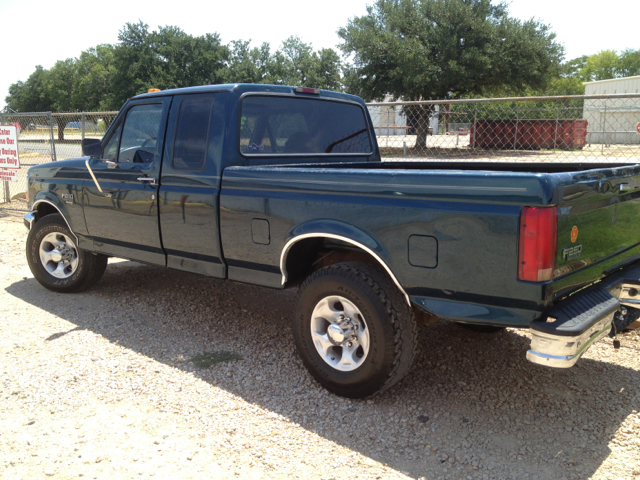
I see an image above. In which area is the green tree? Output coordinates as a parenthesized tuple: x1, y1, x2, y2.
(582, 50, 619, 81)
(226, 36, 343, 90)
(46, 58, 79, 140)
(616, 48, 640, 78)
(5, 65, 53, 112)
(109, 22, 229, 108)
(226, 40, 271, 83)
(266, 36, 343, 89)
(5, 23, 344, 116)
(73, 45, 117, 111)
(338, 0, 563, 146)
(151, 26, 228, 89)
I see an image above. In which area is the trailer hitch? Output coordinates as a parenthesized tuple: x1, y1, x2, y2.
(609, 306, 640, 348)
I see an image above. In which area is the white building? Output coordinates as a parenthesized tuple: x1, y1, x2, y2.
(583, 76, 640, 145)
(367, 96, 439, 136)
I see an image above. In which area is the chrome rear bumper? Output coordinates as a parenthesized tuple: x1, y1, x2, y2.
(527, 263, 640, 368)
(527, 312, 614, 368)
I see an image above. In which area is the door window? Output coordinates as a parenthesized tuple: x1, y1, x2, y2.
(118, 104, 164, 163)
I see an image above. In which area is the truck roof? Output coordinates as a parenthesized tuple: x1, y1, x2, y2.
(132, 83, 364, 104)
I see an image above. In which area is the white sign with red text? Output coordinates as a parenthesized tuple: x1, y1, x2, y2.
(0, 169, 17, 182)
(0, 125, 20, 169)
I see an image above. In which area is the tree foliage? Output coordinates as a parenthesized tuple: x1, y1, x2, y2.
(616, 49, 640, 78)
(338, 0, 564, 101)
(110, 22, 228, 108)
(541, 48, 640, 95)
(5, 23, 343, 113)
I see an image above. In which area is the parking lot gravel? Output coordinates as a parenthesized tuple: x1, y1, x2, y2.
(1, 209, 639, 480)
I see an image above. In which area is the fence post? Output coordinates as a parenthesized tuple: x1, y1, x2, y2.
(553, 103, 560, 152)
(472, 104, 477, 149)
(513, 104, 519, 151)
(602, 102, 607, 154)
(81, 112, 85, 141)
(47, 112, 57, 162)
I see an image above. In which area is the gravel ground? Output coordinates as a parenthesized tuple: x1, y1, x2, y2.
(1, 209, 639, 480)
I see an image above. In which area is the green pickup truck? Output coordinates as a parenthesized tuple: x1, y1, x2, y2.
(24, 84, 640, 397)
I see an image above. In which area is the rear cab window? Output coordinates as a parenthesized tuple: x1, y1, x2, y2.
(239, 95, 372, 157)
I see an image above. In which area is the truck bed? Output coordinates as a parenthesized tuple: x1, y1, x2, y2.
(220, 161, 640, 327)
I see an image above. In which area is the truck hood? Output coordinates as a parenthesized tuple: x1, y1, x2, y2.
(28, 157, 89, 178)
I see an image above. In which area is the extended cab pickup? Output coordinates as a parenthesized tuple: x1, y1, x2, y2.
(24, 84, 640, 398)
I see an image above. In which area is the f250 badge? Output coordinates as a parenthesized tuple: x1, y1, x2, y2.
(563, 244, 582, 261)
(61, 193, 74, 204)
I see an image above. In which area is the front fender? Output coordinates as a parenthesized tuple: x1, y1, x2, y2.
(31, 193, 80, 240)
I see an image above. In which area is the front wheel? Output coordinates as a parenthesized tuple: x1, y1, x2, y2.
(26, 214, 108, 293)
(293, 262, 417, 398)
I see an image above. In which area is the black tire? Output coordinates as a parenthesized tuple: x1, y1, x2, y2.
(293, 262, 417, 398)
(26, 214, 108, 293)
(456, 322, 506, 334)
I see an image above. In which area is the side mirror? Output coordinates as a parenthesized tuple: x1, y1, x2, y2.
(82, 138, 102, 157)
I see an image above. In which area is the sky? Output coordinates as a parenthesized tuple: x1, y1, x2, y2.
(1, 0, 638, 109)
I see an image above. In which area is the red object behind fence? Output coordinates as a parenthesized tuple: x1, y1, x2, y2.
(470, 119, 588, 150)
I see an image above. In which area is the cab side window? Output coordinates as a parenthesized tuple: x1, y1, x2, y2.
(172, 97, 214, 171)
(118, 104, 164, 163)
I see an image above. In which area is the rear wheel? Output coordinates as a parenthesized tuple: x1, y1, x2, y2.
(293, 262, 417, 398)
(26, 214, 108, 293)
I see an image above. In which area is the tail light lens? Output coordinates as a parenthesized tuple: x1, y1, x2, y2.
(518, 206, 557, 282)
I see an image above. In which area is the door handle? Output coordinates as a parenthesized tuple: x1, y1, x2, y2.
(137, 176, 157, 185)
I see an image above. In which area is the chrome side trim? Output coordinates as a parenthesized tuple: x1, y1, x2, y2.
(85, 159, 103, 193)
(280, 233, 411, 306)
(31, 199, 79, 242)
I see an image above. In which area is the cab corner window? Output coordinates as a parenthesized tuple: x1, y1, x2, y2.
(172, 97, 213, 171)
(103, 123, 122, 162)
(239, 96, 372, 156)
(118, 104, 164, 163)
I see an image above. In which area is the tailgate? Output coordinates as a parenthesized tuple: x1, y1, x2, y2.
(553, 164, 640, 296)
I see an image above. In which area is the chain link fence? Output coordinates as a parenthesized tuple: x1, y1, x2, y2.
(49, 112, 119, 161)
(367, 93, 640, 163)
(0, 111, 117, 211)
(2, 94, 640, 211)
(0, 112, 56, 210)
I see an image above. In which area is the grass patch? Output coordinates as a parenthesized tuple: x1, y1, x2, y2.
(188, 351, 242, 369)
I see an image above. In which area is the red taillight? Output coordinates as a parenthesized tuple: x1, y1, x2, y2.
(295, 87, 320, 95)
(518, 206, 557, 282)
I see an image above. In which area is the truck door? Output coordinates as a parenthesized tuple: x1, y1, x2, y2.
(83, 97, 171, 265)
(158, 93, 226, 278)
